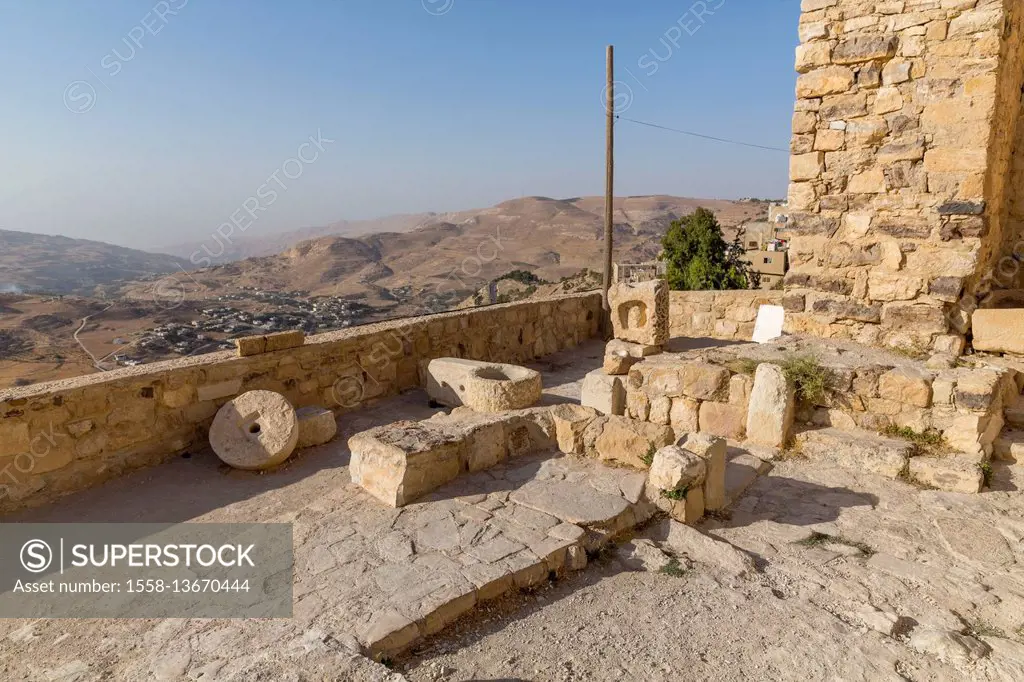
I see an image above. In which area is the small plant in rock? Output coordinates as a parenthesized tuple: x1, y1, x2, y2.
(726, 358, 761, 376)
(967, 620, 1006, 639)
(661, 487, 687, 501)
(796, 532, 875, 557)
(641, 444, 657, 467)
(881, 425, 948, 456)
(659, 557, 687, 578)
(781, 355, 835, 406)
(980, 462, 994, 488)
(888, 344, 928, 360)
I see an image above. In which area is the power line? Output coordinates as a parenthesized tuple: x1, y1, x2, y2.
(615, 115, 789, 153)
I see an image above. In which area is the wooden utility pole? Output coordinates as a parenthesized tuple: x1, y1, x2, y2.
(602, 44, 615, 337)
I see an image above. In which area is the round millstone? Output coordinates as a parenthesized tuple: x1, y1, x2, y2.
(209, 390, 299, 470)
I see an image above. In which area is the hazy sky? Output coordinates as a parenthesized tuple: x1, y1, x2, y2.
(0, 1, 800, 250)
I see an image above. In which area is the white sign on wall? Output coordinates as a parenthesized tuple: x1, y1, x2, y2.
(752, 305, 785, 344)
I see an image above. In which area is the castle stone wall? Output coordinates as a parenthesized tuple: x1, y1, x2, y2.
(783, 0, 1024, 353)
(0, 292, 602, 512)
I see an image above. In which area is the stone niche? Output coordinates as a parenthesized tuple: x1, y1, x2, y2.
(609, 280, 669, 346)
(782, 1, 1024, 354)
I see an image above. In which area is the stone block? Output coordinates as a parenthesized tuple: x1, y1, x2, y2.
(796, 427, 912, 479)
(209, 390, 299, 471)
(908, 455, 983, 494)
(796, 66, 855, 98)
(235, 335, 266, 357)
(606, 339, 662, 358)
(197, 379, 242, 402)
(581, 369, 625, 416)
(425, 358, 542, 413)
(609, 280, 669, 346)
(603, 350, 638, 376)
(550, 404, 599, 455)
(647, 445, 707, 493)
(746, 363, 795, 448)
(669, 397, 699, 432)
(972, 309, 1024, 355)
(264, 330, 305, 353)
(587, 416, 675, 470)
(295, 406, 338, 449)
(879, 368, 933, 408)
(349, 421, 464, 507)
(698, 401, 746, 440)
(676, 432, 726, 511)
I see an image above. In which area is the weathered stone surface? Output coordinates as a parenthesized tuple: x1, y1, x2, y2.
(698, 401, 746, 440)
(264, 330, 305, 353)
(645, 518, 756, 578)
(550, 404, 599, 455)
(669, 397, 699, 432)
(677, 432, 727, 511)
(609, 280, 669, 346)
(795, 427, 912, 478)
(235, 335, 266, 357)
(908, 629, 990, 665)
(581, 369, 625, 416)
(603, 350, 638, 376)
(426, 358, 542, 413)
(746, 363, 795, 448)
(973, 309, 1024, 355)
(510, 480, 631, 531)
(209, 390, 299, 471)
(908, 456, 984, 494)
(616, 539, 674, 572)
(647, 445, 706, 494)
(606, 339, 662, 358)
(878, 368, 932, 408)
(588, 416, 675, 470)
(295, 406, 337, 449)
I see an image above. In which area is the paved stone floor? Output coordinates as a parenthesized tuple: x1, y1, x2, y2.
(3, 339, 1024, 681)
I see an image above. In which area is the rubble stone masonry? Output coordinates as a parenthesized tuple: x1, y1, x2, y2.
(0, 293, 601, 512)
(783, 0, 1024, 352)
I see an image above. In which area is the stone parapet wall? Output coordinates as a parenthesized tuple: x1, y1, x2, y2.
(669, 290, 783, 340)
(0, 292, 602, 512)
(783, 0, 1024, 352)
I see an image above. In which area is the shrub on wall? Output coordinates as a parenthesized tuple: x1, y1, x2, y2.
(659, 207, 757, 291)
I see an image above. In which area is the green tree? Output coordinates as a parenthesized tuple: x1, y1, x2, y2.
(659, 207, 756, 290)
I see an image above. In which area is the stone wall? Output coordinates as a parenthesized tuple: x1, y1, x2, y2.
(669, 290, 783, 340)
(0, 292, 602, 512)
(783, 0, 1024, 353)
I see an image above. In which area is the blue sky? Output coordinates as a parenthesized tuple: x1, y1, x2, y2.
(0, 1, 801, 249)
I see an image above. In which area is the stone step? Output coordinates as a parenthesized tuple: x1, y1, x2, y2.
(993, 429, 1024, 463)
(907, 454, 984, 493)
(724, 448, 773, 506)
(794, 427, 914, 479)
(1004, 401, 1024, 430)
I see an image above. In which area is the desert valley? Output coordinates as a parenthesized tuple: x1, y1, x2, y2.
(0, 195, 769, 389)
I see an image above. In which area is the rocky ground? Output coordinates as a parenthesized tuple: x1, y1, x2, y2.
(397, 456, 1024, 681)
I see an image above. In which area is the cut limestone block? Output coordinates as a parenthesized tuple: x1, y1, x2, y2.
(676, 432, 727, 510)
(550, 404, 599, 454)
(209, 390, 299, 470)
(603, 350, 639, 376)
(426, 358, 542, 412)
(581, 369, 625, 415)
(972, 309, 1024, 355)
(295, 406, 337, 448)
(350, 407, 556, 506)
(993, 430, 1024, 462)
(608, 279, 669, 346)
(746, 363, 795, 448)
(907, 455, 984, 493)
(265, 330, 305, 352)
(647, 445, 707, 493)
(795, 427, 913, 479)
(584, 415, 675, 469)
(349, 421, 463, 507)
(699, 401, 746, 440)
(235, 335, 266, 357)
(607, 339, 662, 358)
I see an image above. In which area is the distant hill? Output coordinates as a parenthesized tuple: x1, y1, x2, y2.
(118, 195, 769, 314)
(0, 229, 189, 296)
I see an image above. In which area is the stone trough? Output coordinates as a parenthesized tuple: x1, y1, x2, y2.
(426, 358, 543, 412)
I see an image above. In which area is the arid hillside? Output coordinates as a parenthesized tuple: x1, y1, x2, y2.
(120, 195, 767, 313)
(0, 229, 188, 296)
